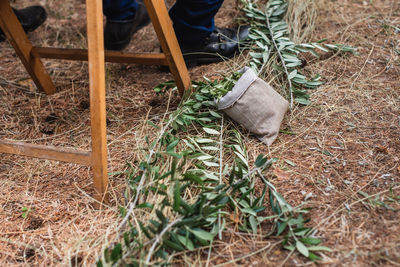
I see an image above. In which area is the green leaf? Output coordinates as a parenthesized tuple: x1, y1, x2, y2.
(286, 62, 302, 67)
(284, 245, 295, 251)
(156, 210, 167, 224)
(123, 232, 130, 247)
(322, 150, 333, 157)
(147, 120, 160, 129)
(136, 202, 154, 209)
(255, 154, 268, 167)
(177, 235, 195, 251)
(197, 118, 212, 124)
(250, 52, 264, 59)
(312, 43, 329, 52)
(196, 138, 215, 144)
(234, 151, 248, 165)
(294, 228, 311, 236)
(209, 110, 222, 118)
(253, 29, 270, 44)
(119, 206, 127, 217)
(188, 228, 214, 241)
(203, 127, 220, 135)
(232, 144, 245, 156)
(167, 151, 183, 159)
(299, 237, 321, 245)
(203, 161, 219, 167)
(262, 51, 270, 63)
(182, 173, 204, 185)
(104, 248, 111, 263)
(277, 220, 288, 235)
(201, 146, 219, 151)
(288, 69, 297, 80)
(139, 222, 152, 239)
(296, 241, 309, 257)
(307, 246, 332, 252)
(295, 97, 311, 105)
(308, 252, 320, 261)
(166, 139, 179, 151)
(111, 243, 122, 262)
(163, 239, 185, 251)
(249, 216, 257, 234)
(173, 182, 181, 212)
(196, 155, 214, 161)
(241, 207, 257, 216)
(284, 159, 296, 167)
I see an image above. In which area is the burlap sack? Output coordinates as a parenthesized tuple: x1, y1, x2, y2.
(217, 67, 289, 145)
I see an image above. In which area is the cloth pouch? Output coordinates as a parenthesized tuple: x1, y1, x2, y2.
(217, 67, 289, 145)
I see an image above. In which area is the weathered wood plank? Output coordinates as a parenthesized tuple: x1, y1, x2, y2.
(0, 140, 91, 165)
(86, 0, 109, 204)
(144, 0, 191, 95)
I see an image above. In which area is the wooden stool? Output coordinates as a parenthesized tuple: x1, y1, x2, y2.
(0, 0, 190, 203)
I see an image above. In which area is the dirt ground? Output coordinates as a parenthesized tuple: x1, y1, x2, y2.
(0, 0, 399, 266)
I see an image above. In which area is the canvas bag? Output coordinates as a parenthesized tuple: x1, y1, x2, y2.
(217, 67, 289, 145)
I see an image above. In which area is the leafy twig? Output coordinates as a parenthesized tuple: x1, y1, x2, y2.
(117, 111, 182, 236)
(265, 9, 294, 108)
(218, 114, 224, 240)
(145, 218, 182, 265)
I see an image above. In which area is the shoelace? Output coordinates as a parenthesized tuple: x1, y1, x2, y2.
(204, 28, 236, 44)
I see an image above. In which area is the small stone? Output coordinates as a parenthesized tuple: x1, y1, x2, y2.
(325, 186, 334, 192)
(305, 192, 314, 201)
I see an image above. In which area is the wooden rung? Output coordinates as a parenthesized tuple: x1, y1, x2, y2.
(31, 47, 169, 66)
(0, 139, 92, 165)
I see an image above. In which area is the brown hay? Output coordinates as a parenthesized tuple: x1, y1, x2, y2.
(1, 0, 400, 266)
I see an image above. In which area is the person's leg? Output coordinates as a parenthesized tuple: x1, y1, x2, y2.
(0, 6, 47, 42)
(102, 0, 249, 66)
(103, 0, 138, 21)
(103, 0, 150, 50)
(169, 0, 224, 45)
(169, 0, 249, 66)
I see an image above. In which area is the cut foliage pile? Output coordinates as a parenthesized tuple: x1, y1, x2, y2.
(98, 0, 357, 265)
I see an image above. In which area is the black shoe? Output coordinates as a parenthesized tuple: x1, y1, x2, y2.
(180, 25, 250, 67)
(0, 6, 47, 42)
(104, 1, 150, 51)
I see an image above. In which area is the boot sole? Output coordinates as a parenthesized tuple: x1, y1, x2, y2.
(184, 54, 229, 68)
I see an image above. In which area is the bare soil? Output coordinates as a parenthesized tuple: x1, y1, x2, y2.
(0, 0, 399, 266)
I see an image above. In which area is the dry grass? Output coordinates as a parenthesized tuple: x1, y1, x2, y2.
(1, 0, 400, 266)
(286, 0, 317, 43)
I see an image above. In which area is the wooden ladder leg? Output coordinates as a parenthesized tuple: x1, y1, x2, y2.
(0, 0, 56, 95)
(86, 0, 109, 204)
(144, 0, 191, 96)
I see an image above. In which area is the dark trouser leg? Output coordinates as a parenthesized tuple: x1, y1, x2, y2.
(169, 0, 224, 45)
(103, 0, 152, 51)
(103, 0, 138, 20)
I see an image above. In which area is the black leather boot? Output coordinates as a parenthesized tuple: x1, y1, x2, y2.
(104, 1, 150, 51)
(0, 6, 47, 42)
(180, 25, 250, 67)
